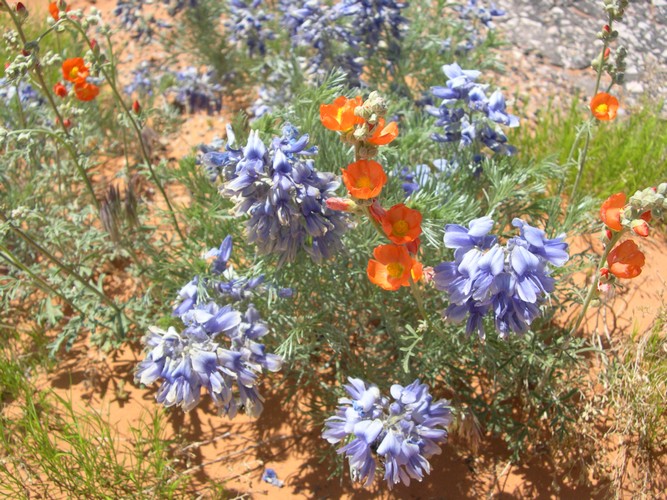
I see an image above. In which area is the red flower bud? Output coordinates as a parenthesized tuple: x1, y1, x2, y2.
(631, 219, 649, 237)
(603, 47, 611, 59)
(600, 268, 610, 278)
(132, 100, 141, 114)
(62, 118, 72, 128)
(603, 24, 610, 33)
(21, 49, 30, 57)
(405, 237, 421, 256)
(53, 82, 68, 98)
(325, 197, 355, 212)
(640, 210, 652, 222)
(16, 2, 27, 16)
(90, 39, 99, 52)
(605, 229, 613, 240)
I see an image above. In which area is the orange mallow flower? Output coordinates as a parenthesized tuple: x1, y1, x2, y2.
(600, 192, 626, 232)
(74, 82, 99, 101)
(590, 92, 619, 121)
(380, 203, 422, 245)
(607, 240, 645, 279)
(367, 244, 423, 291)
(367, 118, 399, 146)
(320, 96, 364, 133)
(62, 58, 89, 85)
(49, 1, 70, 21)
(342, 160, 387, 199)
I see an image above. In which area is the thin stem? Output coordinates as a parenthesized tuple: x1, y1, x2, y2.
(567, 17, 613, 210)
(67, 21, 186, 244)
(569, 230, 622, 335)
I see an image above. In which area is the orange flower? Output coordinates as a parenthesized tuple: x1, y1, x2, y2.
(607, 240, 645, 279)
(600, 192, 626, 232)
(62, 58, 89, 85)
(320, 96, 364, 133)
(341, 160, 387, 199)
(380, 203, 422, 244)
(367, 118, 398, 146)
(49, 1, 70, 21)
(74, 82, 99, 101)
(53, 81, 68, 98)
(590, 92, 619, 121)
(367, 244, 423, 291)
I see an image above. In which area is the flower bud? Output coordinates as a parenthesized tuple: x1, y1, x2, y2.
(631, 219, 649, 237)
(605, 229, 613, 240)
(640, 210, 652, 222)
(603, 24, 610, 33)
(16, 2, 28, 19)
(325, 197, 356, 212)
(90, 39, 100, 56)
(132, 100, 141, 114)
(53, 82, 67, 98)
(603, 47, 611, 60)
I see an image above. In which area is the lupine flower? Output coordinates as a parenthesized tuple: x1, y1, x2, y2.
(226, 0, 275, 58)
(136, 301, 282, 417)
(280, 0, 364, 85)
(124, 62, 155, 97)
(367, 243, 423, 291)
(342, 159, 387, 199)
(215, 125, 349, 265)
(590, 92, 619, 121)
(434, 217, 568, 338)
(455, 0, 506, 29)
(606, 240, 645, 279)
(428, 63, 519, 159)
(600, 192, 626, 231)
(62, 58, 89, 85)
(74, 82, 99, 101)
(205, 235, 233, 275)
(320, 95, 364, 133)
(169, 67, 222, 115)
(113, 0, 158, 42)
(380, 203, 422, 245)
(323, 378, 451, 489)
(367, 118, 399, 146)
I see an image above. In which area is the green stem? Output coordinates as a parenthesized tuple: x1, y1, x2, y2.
(567, 17, 613, 211)
(67, 21, 186, 244)
(569, 230, 623, 335)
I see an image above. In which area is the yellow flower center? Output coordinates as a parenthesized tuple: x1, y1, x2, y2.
(70, 67, 79, 79)
(356, 176, 372, 189)
(392, 219, 409, 236)
(386, 262, 404, 279)
(595, 103, 608, 114)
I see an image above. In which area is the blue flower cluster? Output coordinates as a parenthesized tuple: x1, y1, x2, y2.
(427, 63, 519, 158)
(280, 0, 363, 84)
(0, 78, 43, 129)
(135, 236, 283, 417)
(226, 0, 275, 57)
(323, 378, 452, 489)
(433, 217, 569, 339)
(168, 67, 223, 115)
(335, 0, 408, 62)
(280, 0, 407, 86)
(123, 62, 155, 97)
(455, 0, 506, 29)
(397, 159, 457, 197)
(203, 124, 349, 266)
(441, 0, 505, 56)
(113, 0, 164, 42)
